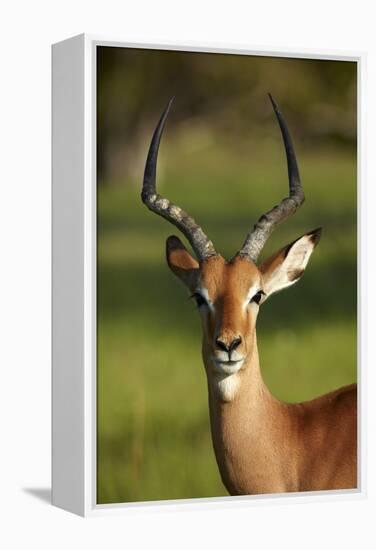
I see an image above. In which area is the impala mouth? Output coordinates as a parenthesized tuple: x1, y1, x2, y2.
(213, 358, 244, 375)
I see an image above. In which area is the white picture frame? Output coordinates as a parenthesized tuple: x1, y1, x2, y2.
(52, 33, 365, 517)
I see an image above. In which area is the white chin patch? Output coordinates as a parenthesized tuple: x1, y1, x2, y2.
(213, 359, 244, 376)
(215, 372, 240, 402)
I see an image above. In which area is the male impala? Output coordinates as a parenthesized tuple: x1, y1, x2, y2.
(141, 95, 357, 495)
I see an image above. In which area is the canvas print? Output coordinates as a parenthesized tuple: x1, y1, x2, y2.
(97, 47, 357, 504)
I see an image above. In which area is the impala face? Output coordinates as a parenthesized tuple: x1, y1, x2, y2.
(165, 230, 321, 380)
(197, 256, 262, 376)
(180, 253, 263, 376)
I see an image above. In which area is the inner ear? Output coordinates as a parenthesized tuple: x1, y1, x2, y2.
(259, 228, 322, 299)
(166, 235, 200, 290)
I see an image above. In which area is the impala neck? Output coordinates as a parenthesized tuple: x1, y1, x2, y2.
(203, 333, 292, 495)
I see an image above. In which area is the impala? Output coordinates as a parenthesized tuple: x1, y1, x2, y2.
(141, 95, 357, 495)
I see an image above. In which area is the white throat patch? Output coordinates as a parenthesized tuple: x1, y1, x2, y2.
(215, 372, 240, 402)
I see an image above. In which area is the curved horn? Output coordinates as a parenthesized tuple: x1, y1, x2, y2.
(142, 98, 217, 261)
(237, 94, 305, 262)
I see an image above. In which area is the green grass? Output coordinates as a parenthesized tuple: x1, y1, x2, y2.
(97, 140, 357, 504)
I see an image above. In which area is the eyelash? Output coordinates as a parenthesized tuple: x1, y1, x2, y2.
(190, 292, 207, 308)
(190, 291, 264, 308)
(250, 290, 265, 305)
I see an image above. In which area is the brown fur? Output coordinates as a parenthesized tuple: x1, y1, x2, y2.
(166, 234, 357, 495)
(207, 354, 357, 495)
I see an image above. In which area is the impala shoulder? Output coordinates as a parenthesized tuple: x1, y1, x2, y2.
(331, 383, 357, 413)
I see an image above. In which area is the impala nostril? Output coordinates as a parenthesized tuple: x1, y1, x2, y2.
(216, 338, 229, 352)
(229, 337, 242, 352)
(216, 337, 242, 353)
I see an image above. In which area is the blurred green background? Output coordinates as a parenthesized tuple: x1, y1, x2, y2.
(97, 47, 357, 504)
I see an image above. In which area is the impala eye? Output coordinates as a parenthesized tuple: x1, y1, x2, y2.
(190, 292, 208, 308)
(250, 290, 265, 305)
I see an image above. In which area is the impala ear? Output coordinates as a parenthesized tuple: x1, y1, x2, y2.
(259, 228, 322, 299)
(166, 235, 200, 290)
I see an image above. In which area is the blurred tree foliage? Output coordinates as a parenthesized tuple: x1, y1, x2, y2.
(97, 47, 356, 184)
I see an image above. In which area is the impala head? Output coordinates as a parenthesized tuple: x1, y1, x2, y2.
(142, 95, 321, 385)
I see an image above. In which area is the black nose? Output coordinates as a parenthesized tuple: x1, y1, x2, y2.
(216, 337, 242, 353)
